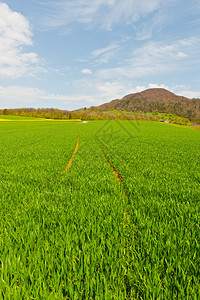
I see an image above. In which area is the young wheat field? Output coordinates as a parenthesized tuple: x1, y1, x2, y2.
(0, 117, 199, 299)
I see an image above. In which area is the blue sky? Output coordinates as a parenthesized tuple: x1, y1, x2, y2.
(0, 0, 200, 110)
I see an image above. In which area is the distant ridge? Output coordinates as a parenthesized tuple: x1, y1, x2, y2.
(95, 88, 200, 122)
(1, 88, 200, 123)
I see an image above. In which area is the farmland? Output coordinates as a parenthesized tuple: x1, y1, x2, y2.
(0, 117, 199, 299)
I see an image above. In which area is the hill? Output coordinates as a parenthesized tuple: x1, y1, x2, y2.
(96, 88, 200, 122)
(1, 88, 200, 124)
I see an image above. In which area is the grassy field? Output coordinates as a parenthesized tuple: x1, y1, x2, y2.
(0, 118, 199, 299)
(0, 115, 42, 120)
(0, 115, 82, 122)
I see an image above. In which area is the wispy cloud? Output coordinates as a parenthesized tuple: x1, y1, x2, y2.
(92, 43, 119, 57)
(0, 3, 43, 78)
(40, 0, 107, 29)
(1, 81, 199, 110)
(97, 37, 199, 79)
(91, 42, 120, 64)
(40, 0, 167, 31)
(0, 85, 86, 109)
(69, 76, 169, 106)
(177, 90, 200, 99)
(101, 0, 165, 31)
(0, 86, 45, 108)
(69, 79, 200, 107)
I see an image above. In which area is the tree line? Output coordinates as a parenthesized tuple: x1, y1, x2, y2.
(0, 107, 193, 125)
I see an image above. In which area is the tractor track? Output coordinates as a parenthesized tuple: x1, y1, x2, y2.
(64, 136, 79, 173)
(99, 146, 124, 184)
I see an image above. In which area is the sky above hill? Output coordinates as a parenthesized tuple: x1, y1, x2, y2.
(0, 0, 200, 109)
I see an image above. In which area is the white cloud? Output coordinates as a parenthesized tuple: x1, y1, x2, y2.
(68, 74, 200, 108)
(177, 90, 200, 99)
(41, 0, 166, 30)
(0, 86, 44, 107)
(130, 38, 194, 65)
(41, 94, 87, 102)
(0, 85, 94, 108)
(95, 81, 128, 100)
(0, 3, 41, 78)
(92, 82, 200, 104)
(81, 68, 92, 74)
(1, 82, 199, 110)
(128, 84, 200, 100)
(148, 83, 169, 89)
(91, 42, 120, 64)
(97, 37, 199, 80)
(70, 78, 147, 105)
(102, 0, 164, 31)
(177, 52, 188, 58)
(92, 43, 119, 56)
(41, 0, 108, 29)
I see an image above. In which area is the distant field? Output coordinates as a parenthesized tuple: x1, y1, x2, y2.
(0, 115, 82, 121)
(0, 115, 39, 120)
(0, 120, 199, 299)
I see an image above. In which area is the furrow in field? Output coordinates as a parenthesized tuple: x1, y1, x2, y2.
(100, 147, 124, 183)
(64, 136, 79, 173)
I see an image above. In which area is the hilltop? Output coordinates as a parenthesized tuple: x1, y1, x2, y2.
(1, 88, 200, 124)
(95, 88, 200, 122)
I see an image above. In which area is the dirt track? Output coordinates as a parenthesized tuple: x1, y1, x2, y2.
(64, 136, 79, 173)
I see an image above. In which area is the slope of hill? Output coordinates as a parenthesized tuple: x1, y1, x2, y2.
(1, 88, 200, 124)
(97, 88, 200, 122)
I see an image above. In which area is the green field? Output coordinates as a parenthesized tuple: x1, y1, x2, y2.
(0, 115, 82, 121)
(0, 118, 199, 299)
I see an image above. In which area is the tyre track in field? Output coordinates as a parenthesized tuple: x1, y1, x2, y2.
(98, 143, 135, 297)
(98, 144, 132, 205)
(64, 136, 79, 173)
(98, 145, 124, 184)
(41, 136, 79, 191)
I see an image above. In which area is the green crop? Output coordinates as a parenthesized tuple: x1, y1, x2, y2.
(0, 119, 199, 299)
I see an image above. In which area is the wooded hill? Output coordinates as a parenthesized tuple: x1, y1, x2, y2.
(1, 88, 200, 124)
(94, 88, 200, 123)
